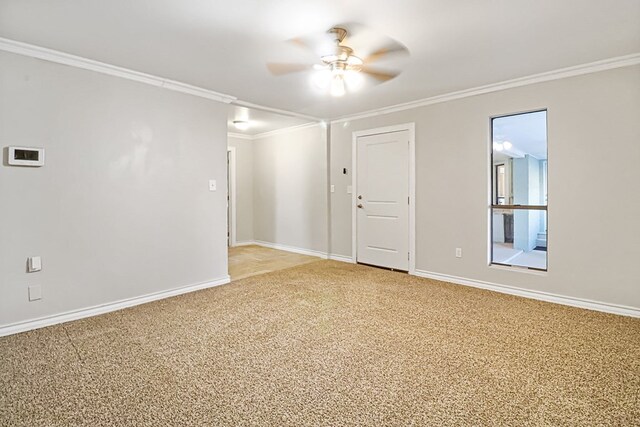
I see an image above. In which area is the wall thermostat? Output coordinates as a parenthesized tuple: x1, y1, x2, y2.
(8, 146, 45, 166)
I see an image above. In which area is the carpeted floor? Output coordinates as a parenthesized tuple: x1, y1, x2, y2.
(1, 260, 639, 426)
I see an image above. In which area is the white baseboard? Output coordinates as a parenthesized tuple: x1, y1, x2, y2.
(0, 276, 231, 337)
(233, 241, 256, 247)
(328, 254, 355, 263)
(413, 269, 639, 318)
(253, 240, 328, 259)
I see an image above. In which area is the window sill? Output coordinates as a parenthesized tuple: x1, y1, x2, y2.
(489, 263, 548, 277)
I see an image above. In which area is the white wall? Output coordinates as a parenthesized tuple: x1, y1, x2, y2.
(227, 136, 254, 243)
(330, 65, 640, 309)
(0, 51, 230, 328)
(513, 155, 542, 251)
(253, 125, 328, 254)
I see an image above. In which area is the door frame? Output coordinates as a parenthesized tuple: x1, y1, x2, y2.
(351, 123, 416, 273)
(227, 146, 237, 247)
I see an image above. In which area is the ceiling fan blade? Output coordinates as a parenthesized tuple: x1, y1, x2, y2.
(288, 32, 337, 56)
(288, 37, 315, 50)
(360, 67, 400, 82)
(363, 43, 409, 64)
(266, 63, 315, 75)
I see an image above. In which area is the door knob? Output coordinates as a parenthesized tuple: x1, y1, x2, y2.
(357, 204, 363, 208)
(358, 195, 362, 199)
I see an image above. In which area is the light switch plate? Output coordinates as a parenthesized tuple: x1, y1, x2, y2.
(330, 185, 335, 193)
(28, 285, 42, 301)
(455, 248, 462, 258)
(347, 185, 352, 194)
(209, 180, 217, 191)
(28, 256, 42, 272)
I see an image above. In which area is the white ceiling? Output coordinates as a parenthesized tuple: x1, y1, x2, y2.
(228, 106, 313, 136)
(1, 0, 638, 120)
(493, 110, 547, 160)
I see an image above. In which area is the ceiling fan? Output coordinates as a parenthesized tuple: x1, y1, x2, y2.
(267, 25, 408, 97)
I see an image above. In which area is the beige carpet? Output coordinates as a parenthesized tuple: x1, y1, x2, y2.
(1, 260, 639, 426)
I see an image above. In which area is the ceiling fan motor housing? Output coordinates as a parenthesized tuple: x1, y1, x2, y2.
(329, 27, 348, 43)
(321, 28, 363, 72)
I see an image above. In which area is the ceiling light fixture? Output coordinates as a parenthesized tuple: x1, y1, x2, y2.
(268, 26, 406, 98)
(493, 140, 526, 158)
(233, 120, 250, 130)
(316, 28, 366, 97)
(316, 56, 364, 97)
(330, 73, 346, 97)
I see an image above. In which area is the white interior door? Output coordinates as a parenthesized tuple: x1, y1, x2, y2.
(356, 130, 409, 270)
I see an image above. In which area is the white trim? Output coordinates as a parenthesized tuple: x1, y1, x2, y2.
(407, 125, 416, 274)
(250, 122, 323, 140)
(351, 123, 416, 273)
(0, 37, 236, 104)
(328, 254, 356, 263)
(413, 269, 640, 318)
(232, 99, 322, 122)
(4, 37, 637, 122)
(234, 240, 344, 262)
(5, 38, 636, 125)
(253, 240, 328, 259)
(352, 132, 357, 264)
(331, 53, 640, 124)
(0, 36, 321, 121)
(227, 132, 253, 140)
(227, 147, 237, 248)
(0, 276, 231, 337)
(227, 122, 323, 141)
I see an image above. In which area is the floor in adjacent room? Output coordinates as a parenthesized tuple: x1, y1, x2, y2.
(228, 244, 319, 281)
(493, 242, 547, 270)
(1, 260, 639, 426)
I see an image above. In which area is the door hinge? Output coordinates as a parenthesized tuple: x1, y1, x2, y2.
(408, 252, 410, 260)
(408, 196, 410, 204)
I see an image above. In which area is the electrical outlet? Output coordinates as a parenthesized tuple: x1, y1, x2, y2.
(28, 285, 42, 301)
(209, 179, 216, 191)
(455, 248, 462, 258)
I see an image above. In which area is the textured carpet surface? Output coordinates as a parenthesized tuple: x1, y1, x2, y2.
(1, 260, 639, 426)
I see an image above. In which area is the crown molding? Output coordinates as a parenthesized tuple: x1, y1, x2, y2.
(330, 53, 640, 124)
(252, 121, 323, 139)
(227, 132, 253, 140)
(0, 37, 237, 104)
(232, 99, 322, 122)
(3, 37, 637, 124)
(227, 122, 323, 141)
(0, 37, 323, 121)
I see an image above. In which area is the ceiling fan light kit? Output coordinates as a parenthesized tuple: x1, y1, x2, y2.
(267, 25, 407, 97)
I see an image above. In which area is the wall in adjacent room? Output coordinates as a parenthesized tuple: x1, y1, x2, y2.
(330, 64, 640, 309)
(227, 135, 254, 244)
(0, 51, 230, 329)
(252, 124, 328, 254)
